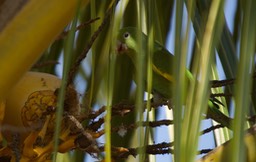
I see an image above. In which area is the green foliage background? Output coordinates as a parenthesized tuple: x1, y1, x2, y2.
(1, 0, 256, 162)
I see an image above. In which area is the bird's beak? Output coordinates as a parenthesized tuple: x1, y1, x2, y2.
(116, 40, 128, 54)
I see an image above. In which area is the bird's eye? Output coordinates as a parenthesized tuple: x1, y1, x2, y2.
(123, 32, 130, 39)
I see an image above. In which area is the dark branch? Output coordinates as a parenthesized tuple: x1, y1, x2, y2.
(56, 17, 100, 40)
(67, 6, 113, 85)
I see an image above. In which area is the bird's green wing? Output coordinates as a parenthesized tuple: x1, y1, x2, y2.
(152, 42, 175, 82)
(151, 39, 232, 128)
(147, 42, 175, 98)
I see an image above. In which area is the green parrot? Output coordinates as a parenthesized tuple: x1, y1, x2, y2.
(116, 27, 232, 128)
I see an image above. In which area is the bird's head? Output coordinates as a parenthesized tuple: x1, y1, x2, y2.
(116, 27, 146, 60)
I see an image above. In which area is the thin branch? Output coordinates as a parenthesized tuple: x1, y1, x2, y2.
(67, 6, 113, 85)
(88, 119, 174, 138)
(199, 149, 213, 154)
(201, 124, 224, 135)
(96, 142, 174, 159)
(210, 78, 235, 88)
(56, 17, 100, 40)
(210, 71, 256, 88)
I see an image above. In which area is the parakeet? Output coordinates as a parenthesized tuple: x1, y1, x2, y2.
(116, 27, 232, 128)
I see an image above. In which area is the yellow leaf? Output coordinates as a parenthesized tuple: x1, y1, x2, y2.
(0, 0, 89, 99)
